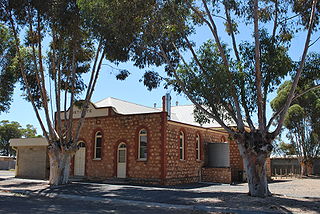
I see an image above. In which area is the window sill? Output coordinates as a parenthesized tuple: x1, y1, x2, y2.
(137, 159, 147, 162)
(93, 158, 101, 161)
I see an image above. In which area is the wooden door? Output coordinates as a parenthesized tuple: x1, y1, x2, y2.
(117, 143, 126, 178)
(74, 142, 86, 176)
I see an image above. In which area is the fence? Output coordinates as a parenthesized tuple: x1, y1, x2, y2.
(271, 157, 320, 178)
(0, 156, 16, 170)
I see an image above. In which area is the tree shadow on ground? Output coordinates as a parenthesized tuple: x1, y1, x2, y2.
(302, 175, 320, 179)
(0, 194, 191, 214)
(38, 182, 320, 214)
(0, 181, 45, 188)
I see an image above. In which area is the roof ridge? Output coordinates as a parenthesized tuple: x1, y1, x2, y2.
(95, 97, 159, 110)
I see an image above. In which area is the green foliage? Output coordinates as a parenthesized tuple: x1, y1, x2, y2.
(284, 104, 305, 130)
(271, 53, 320, 160)
(175, 32, 293, 123)
(270, 81, 292, 111)
(239, 29, 293, 95)
(140, 71, 162, 91)
(278, 141, 297, 155)
(78, 0, 155, 63)
(0, 24, 18, 113)
(0, 0, 96, 109)
(0, 120, 39, 156)
(292, 0, 320, 30)
(177, 40, 233, 107)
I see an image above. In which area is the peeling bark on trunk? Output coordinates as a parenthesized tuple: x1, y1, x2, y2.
(237, 131, 273, 197)
(48, 142, 74, 185)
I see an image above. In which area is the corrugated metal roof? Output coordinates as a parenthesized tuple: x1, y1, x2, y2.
(170, 105, 221, 128)
(94, 97, 235, 128)
(94, 97, 161, 115)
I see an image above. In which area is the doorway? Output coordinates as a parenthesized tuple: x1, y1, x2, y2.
(74, 141, 86, 176)
(117, 143, 126, 178)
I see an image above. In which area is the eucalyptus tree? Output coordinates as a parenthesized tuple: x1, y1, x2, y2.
(162, 0, 318, 197)
(271, 53, 320, 176)
(81, 0, 319, 197)
(0, 0, 148, 185)
(0, 120, 38, 156)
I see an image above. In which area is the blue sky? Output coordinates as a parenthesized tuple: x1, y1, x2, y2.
(0, 10, 318, 137)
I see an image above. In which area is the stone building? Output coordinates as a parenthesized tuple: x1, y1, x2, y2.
(9, 138, 49, 179)
(64, 96, 244, 185)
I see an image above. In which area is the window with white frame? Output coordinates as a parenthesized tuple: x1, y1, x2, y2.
(196, 134, 200, 160)
(138, 129, 147, 160)
(94, 131, 102, 159)
(179, 131, 185, 160)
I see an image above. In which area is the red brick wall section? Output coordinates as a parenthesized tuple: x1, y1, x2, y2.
(201, 167, 232, 184)
(229, 140, 244, 182)
(165, 122, 234, 184)
(71, 113, 163, 181)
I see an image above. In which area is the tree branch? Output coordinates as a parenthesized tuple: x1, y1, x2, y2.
(74, 43, 105, 143)
(309, 35, 320, 48)
(162, 44, 235, 134)
(223, 3, 255, 131)
(51, 27, 62, 140)
(188, 0, 245, 131)
(183, 35, 209, 77)
(67, 47, 77, 143)
(272, 0, 318, 138)
(36, 12, 56, 140)
(272, 0, 278, 40)
(7, 9, 49, 141)
(267, 83, 320, 130)
(253, 0, 265, 132)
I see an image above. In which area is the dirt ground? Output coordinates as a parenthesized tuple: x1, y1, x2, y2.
(0, 171, 319, 214)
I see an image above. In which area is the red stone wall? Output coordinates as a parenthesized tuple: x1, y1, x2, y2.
(229, 140, 244, 182)
(164, 122, 234, 184)
(69, 111, 243, 185)
(71, 112, 163, 181)
(201, 167, 232, 184)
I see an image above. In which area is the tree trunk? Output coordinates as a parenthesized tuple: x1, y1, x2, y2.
(237, 131, 273, 197)
(48, 143, 73, 185)
(300, 159, 313, 176)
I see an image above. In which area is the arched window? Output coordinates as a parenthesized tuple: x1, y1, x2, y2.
(78, 141, 86, 148)
(179, 131, 185, 160)
(94, 131, 102, 159)
(138, 129, 147, 160)
(196, 134, 200, 160)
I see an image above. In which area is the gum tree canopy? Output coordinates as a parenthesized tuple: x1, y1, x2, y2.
(271, 53, 320, 176)
(82, 0, 319, 197)
(165, 0, 319, 197)
(0, 120, 38, 156)
(0, 0, 150, 185)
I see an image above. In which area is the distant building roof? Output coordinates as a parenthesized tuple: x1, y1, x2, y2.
(94, 97, 161, 115)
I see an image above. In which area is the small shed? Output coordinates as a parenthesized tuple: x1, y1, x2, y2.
(10, 138, 49, 179)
